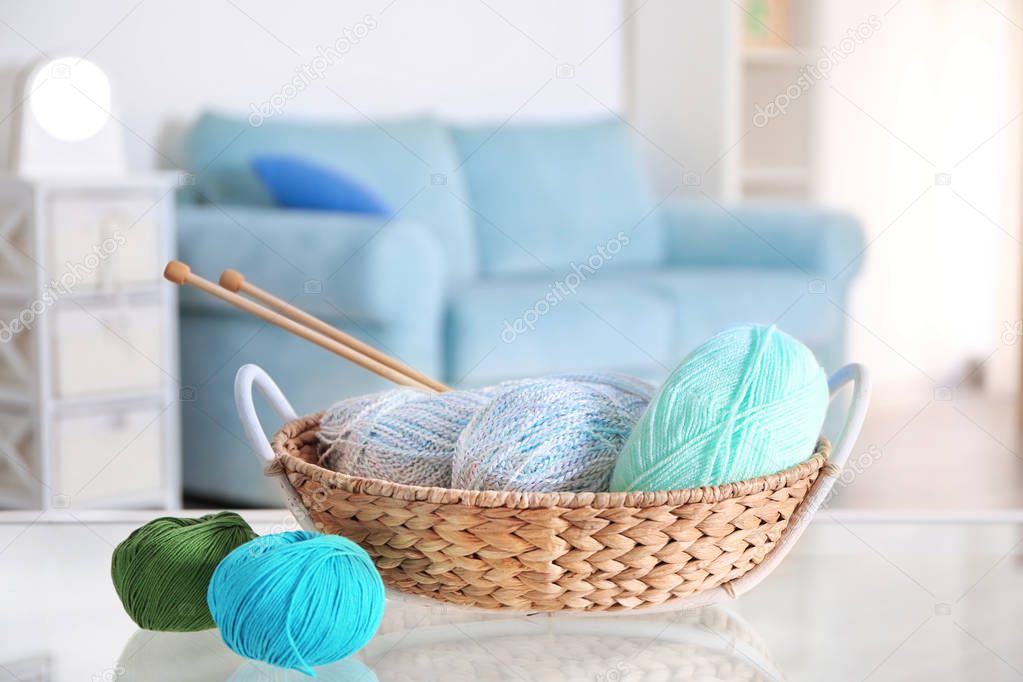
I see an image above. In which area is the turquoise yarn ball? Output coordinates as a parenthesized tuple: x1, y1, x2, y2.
(228, 658, 377, 681)
(207, 531, 385, 676)
(610, 324, 828, 492)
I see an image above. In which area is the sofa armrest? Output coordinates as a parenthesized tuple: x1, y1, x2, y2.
(176, 205, 445, 326)
(661, 198, 866, 280)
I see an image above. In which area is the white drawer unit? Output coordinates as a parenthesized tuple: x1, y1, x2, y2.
(55, 406, 164, 506)
(52, 303, 164, 397)
(0, 305, 35, 398)
(0, 176, 181, 510)
(48, 194, 163, 291)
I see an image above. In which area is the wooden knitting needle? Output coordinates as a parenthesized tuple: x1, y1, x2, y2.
(219, 268, 449, 393)
(163, 260, 439, 392)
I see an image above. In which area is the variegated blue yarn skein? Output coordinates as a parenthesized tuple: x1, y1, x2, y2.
(318, 373, 653, 492)
(452, 377, 651, 492)
(611, 324, 828, 492)
(552, 371, 655, 417)
(318, 388, 491, 487)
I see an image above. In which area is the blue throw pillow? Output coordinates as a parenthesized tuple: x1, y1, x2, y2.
(251, 155, 392, 215)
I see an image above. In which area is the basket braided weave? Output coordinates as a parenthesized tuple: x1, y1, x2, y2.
(269, 413, 831, 612)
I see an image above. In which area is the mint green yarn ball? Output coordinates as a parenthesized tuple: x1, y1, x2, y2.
(610, 324, 828, 492)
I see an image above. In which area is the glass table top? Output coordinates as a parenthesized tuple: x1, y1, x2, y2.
(3, 510, 1022, 681)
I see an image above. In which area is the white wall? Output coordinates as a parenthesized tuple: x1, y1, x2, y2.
(815, 0, 1022, 395)
(0, 0, 623, 169)
(626, 0, 739, 199)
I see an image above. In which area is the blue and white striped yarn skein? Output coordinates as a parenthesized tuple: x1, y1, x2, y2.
(318, 387, 491, 487)
(489, 372, 654, 423)
(550, 371, 655, 419)
(452, 377, 646, 493)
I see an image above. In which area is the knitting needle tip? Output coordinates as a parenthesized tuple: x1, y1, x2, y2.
(163, 260, 191, 285)
(220, 269, 245, 293)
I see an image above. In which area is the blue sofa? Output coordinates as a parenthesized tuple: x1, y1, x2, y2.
(177, 112, 864, 505)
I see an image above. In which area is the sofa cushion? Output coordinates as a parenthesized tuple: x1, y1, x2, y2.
(251, 154, 392, 215)
(445, 267, 847, 388)
(176, 204, 446, 331)
(182, 112, 478, 283)
(644, 268, 846, 372)
(450, 119, 664, 276)
(444, 274, 675, 385)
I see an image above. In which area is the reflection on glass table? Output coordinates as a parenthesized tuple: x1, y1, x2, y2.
(3, 512, 1022, 681)
(114, 604, 778, 681)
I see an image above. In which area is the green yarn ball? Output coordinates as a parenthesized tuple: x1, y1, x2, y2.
(611, 324, 828, 492)
(111, 512, 258, 631)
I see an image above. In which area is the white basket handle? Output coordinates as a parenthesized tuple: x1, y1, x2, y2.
(235, 364, 429, 605)
(234, 364, 317, 532)
(824, 363, 872, 471)
(713, 362, 871, 601)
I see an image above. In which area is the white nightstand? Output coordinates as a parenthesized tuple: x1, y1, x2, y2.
(0, 174, 182, 509)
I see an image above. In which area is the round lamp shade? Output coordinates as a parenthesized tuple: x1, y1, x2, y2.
(28, 57, 112, 141)
(16, 55, 125, 176)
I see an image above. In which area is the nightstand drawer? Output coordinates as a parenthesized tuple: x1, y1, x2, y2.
(48, 194, 163, 291)
(52, 304, 164, 397)
(55, 407, 164, 506)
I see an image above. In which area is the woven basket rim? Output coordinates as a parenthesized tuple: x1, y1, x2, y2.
(269, 412, 831, 509)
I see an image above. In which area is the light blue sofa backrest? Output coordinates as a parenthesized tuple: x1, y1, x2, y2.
(182, 112, 478, 283)
(451, 119, 664, 276)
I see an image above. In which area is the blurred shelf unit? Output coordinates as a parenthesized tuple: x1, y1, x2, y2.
(0, 174, 181, 510)
(627, 0, 819, 201)
(739, 0, 819, 200)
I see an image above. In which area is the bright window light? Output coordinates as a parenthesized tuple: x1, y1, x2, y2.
(28, 57, 111, 141)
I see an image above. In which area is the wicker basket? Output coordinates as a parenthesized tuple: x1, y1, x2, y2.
(237, 363, 870, 614)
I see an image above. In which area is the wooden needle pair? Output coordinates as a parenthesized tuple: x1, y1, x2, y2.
(163, 260, 449, 393)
